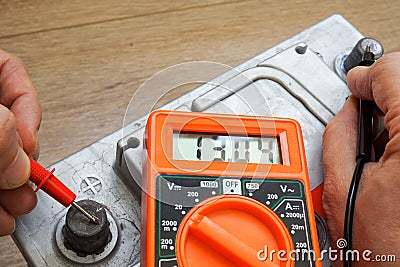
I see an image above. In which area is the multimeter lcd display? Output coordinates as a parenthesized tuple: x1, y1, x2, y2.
(173, 132, 282, 164)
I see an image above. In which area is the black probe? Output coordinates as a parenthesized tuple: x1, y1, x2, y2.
(343, 44, 375, 267)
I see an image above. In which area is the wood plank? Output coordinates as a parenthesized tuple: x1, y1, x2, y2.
(0, 1, 399, 266)
(0, 0, 232, 38)
(0, 236, 26, 266)
(0, 0, 397, 167)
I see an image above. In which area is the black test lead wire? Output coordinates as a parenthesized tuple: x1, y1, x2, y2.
(343, 44, 375, 267)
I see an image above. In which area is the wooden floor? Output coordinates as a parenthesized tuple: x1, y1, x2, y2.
(0, 0, 399, 266)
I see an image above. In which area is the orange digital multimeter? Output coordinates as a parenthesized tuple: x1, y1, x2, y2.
(142, 110, 321, 267)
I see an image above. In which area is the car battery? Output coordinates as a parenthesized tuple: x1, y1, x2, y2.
(13, 14, 366, 267)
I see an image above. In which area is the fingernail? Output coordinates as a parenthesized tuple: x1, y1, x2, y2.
(11, 217, 16, 234)
(5, 148, 30, 189)
(17, 133, 23, 148)
(29, 144, 40, 161)
(29, 132, 40, 160)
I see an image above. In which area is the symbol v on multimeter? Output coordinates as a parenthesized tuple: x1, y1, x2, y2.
(142, 110, 322, 267)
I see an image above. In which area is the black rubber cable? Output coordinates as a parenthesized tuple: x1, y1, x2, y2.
(343, 158, 366, 267)
(342, 45, 375, 267)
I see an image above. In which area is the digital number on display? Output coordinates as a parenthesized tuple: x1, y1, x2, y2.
(173, 132, 282, 164)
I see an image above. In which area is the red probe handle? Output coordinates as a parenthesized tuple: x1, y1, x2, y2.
(29, 158, 76, 207)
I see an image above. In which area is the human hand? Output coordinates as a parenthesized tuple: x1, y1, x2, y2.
(323, 52, 400, 266)
(0, 50, 41, 236)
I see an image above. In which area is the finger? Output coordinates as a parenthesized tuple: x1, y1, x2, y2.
(0, 105, 30, 189)
(322, 96, 359, 239)
(347, 52, 400, 114)
(0, 183, 37, 216)
(0, 205, 15, 236)
(0, 50, 41, 155)
(347, 52, 400, 159)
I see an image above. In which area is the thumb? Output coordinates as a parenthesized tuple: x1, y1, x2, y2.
(347, 52, 400, 160)
(322, 96, 358, 239)
(0, 105, 30, 189)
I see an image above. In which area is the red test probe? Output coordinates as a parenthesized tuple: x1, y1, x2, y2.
(29, 158, 99, 224)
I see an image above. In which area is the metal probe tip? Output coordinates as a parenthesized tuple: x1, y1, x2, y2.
(71, 201, 100, 225)
(365, 44, 371, 52)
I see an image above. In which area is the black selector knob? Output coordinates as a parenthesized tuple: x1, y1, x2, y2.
(62, 199, 112, 257)
(344, 37, 384, 73)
